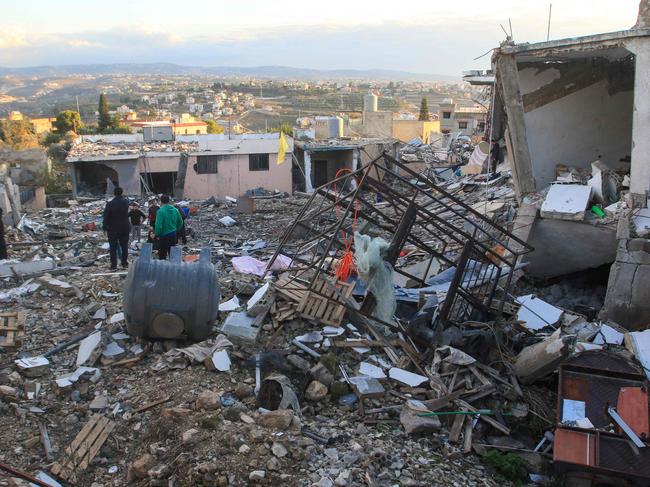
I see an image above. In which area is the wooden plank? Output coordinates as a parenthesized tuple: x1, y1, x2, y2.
(66, 417, 110, 473)
(51, 414, 100, 478)
(449, 413, 465, 443)
(134, 395, 171, 413)
(78, 421, 115, 470)
(469, 366, 491, 386)
(457, 399, 511, 435)
(422, 390, 465, 412)
(67, 414, 100, 453)
(463, 419, 473, 453)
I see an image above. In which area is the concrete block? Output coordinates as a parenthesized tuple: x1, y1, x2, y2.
(39, 276, 77, 296)
(0, 259, 54, 277)
(220, 311, 261, 343)
(540, 184, 591, 221)
(601, 237, 650, 330)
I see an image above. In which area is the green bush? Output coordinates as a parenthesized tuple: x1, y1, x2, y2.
(479, 450, 528, 485)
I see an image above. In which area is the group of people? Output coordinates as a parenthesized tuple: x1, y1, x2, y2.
(102, 188, 187, 269)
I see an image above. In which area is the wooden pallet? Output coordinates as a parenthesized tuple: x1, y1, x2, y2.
(273, 276, 308, 303)
(51, 414, 115, 482)
(0, 311, 25, 348)
(297, 277, 354, 327)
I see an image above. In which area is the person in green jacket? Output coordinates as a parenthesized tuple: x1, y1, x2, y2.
(154, 195, 184, 260)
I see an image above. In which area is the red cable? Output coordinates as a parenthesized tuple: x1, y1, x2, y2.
(332, 168, 359, 283)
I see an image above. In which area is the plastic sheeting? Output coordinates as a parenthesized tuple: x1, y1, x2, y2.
(354, 232, 396, 322)
(232, 254, 292, 276)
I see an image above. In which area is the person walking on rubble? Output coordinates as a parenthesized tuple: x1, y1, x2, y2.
(154, 195, 184, 260)
(174, 204, 188, 245)
(102, 187, 130, 270)
(128, 202, 147, 249)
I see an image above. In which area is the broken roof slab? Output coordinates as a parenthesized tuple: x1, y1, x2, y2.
(498, 28, 650, 63)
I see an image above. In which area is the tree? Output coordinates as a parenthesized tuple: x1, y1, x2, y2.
(98, 93, 111, 131)
(54, 110, 82, 134)
(273, 122, 293, 137)
(418, 97, 430, 121)
(205, 120, 224, 134)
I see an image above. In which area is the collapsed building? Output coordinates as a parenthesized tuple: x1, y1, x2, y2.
(4, 5, 650, 487)
(491, 4, 650, 329)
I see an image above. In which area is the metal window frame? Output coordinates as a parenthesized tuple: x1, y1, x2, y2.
(266, 152, 532, 332)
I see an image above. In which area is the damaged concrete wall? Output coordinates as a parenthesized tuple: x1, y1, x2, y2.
(362, 111, 393, 138)
(625, 37, 650, 203)
(102, 160, 140, 196)
(308, 150, 354, 188)
(74, 159, 139, 196)
(525, 218, 617, 279)
(600, 217, 650, 329)
(138, 154, 181, 173)
(182, 152, 292, 200)
(519, 65, 633, 189)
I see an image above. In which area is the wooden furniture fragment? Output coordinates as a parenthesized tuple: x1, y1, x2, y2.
(297, 277, 354, 326)
(51, 414, 115, 481)
(0, 311, 25, 348)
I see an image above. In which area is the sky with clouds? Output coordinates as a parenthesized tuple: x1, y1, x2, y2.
(0, 0, 643, 75)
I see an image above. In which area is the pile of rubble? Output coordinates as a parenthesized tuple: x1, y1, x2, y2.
(400, 134, 475, 167)
(1, 153, 649, 487)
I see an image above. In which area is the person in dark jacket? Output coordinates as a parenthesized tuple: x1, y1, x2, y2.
(103, 187, 130, 269)
(0, 208, 7, 260)
(128, 203, 147, 249)
(148, 198, 160, 227)
(174, 204, 188, 245)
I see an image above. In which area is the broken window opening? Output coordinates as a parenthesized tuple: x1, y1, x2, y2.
(249, 153, 269, 171)
(196, 155, 219, 174)
(142, 171, 177, 195)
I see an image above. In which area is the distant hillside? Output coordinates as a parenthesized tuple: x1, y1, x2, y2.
(0, 63, 459, 82)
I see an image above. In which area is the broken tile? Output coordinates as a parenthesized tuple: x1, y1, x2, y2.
(515, 295, 563, 330)
(388, 367, 428, 387)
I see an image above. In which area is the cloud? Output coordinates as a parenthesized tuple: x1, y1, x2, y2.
(0, 8, 641, 75)
(67, 39, 104, 48)
(0, 29, 31, 49)
(166, 33, 184, 45)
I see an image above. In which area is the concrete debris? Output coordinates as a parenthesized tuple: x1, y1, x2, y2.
(515, 295, 563, 330)
(514, 329, 574, 384)
(256, 410, 295, 430)
(540, 184, 592, 221)
(305, 380, 328, 401)
(1, 138, 647, 487)
(75, 331, 103, 367)
(400, 401, 442, 434)
(0, 258, 54, 278)
(131, 453, 155, 478)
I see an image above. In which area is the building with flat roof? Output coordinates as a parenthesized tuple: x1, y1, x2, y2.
(66, 133, 292, 199)
(438, 99, 487, 136)
(293, 137, 399, 192)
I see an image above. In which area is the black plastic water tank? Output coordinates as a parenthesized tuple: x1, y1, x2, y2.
(123, 243, 219, 341)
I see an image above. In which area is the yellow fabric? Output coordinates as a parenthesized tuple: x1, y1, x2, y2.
(277, 132, 290, 165)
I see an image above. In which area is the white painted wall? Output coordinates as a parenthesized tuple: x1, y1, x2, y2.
(625, 37, 650, 200)
(519, 68, 633, 189)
